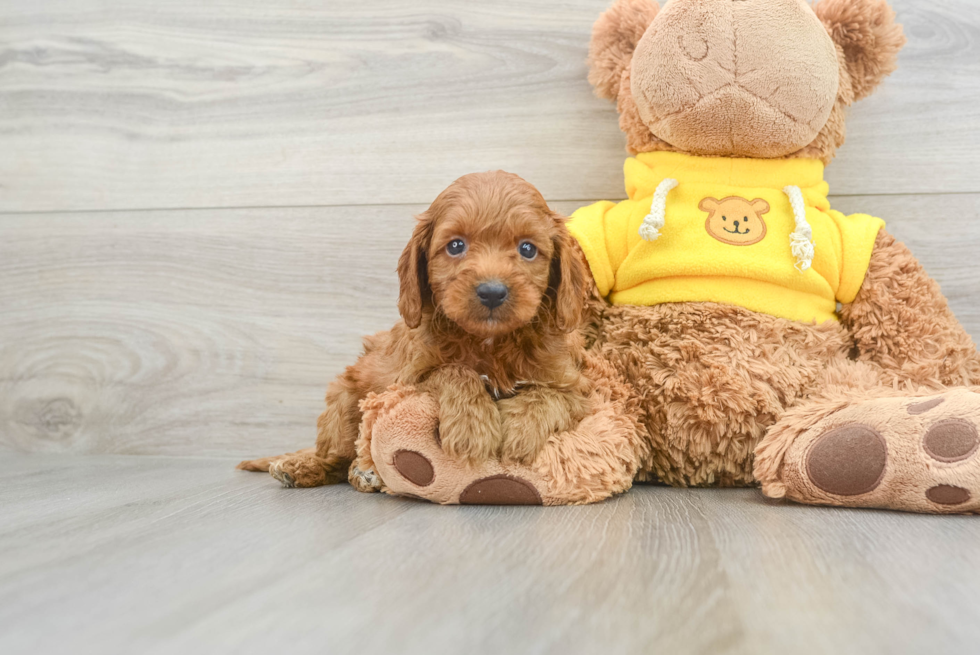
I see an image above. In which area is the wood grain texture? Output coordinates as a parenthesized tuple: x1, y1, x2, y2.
(1, 0, 978, 213)
(2, 195, 978, 456)
(0, 204, 410, 456)
(1, 454, 979, 655)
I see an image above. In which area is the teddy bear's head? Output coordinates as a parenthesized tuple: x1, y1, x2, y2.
(589, 0, 906, 162)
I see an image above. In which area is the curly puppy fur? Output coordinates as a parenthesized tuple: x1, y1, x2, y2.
(238, 171, 592, 486)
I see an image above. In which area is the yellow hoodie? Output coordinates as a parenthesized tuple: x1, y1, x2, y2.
(568, 151, 884, 324)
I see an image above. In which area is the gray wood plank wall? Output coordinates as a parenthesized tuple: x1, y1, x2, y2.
(2, 0, 980, 457)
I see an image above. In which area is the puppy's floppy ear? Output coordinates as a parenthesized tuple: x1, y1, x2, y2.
(397, 212, 434, 329)
(588, 0, 660, 101)
(548, 214, 589, 332)
(814, 0, 906, 102)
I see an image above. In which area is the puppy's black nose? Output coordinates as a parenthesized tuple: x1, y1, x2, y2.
(476, 281, 508, 309)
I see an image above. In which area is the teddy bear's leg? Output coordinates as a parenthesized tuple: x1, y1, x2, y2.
(357, 368, 642, 506)
(755, 361, 980, 514)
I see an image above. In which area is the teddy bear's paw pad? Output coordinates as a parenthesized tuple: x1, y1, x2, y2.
(805, 424, 887, 496)
(458, 475, 543, 505)
(922, 419, 979, 463)
(907, 396, 946, 415)
(925, 484, 972, 506)
(392, 450, 434, 487)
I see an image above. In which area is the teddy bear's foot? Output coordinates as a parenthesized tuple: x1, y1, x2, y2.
(358, 388, 548, 505)
(356, 382, 640, 506)
(762, 388, 980, 514)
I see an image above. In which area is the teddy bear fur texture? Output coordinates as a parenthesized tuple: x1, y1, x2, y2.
(330, 0, 980, 514)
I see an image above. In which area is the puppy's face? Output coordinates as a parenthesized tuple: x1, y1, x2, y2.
(398, 171, 587, 338)
(428, 198, 554, 338)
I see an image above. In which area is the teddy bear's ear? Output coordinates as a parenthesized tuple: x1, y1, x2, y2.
(750, 199, 770, 215)
(588, 0, 660, 101)
(813, 0, 906, 102)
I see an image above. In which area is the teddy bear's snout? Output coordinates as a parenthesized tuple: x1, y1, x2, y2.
(629, 0, 840, 158)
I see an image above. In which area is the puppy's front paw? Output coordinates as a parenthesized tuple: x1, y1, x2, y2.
(498, 415, 553, 465)
(498, 391, 582, 465)
(439, 404, 502, 465)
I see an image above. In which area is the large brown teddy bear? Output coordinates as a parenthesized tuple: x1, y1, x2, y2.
(347, 0, 980, 513)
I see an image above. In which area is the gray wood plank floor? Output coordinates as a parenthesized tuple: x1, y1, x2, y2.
(2, 454, 979, 655)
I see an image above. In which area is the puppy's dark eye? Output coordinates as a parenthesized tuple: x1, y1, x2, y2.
(446, 239, 467, 256)
(518, 241, 537, 260)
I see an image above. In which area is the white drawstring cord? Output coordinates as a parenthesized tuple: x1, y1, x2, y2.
(783, 185, 814, 272)
(638, 178, 678, 242)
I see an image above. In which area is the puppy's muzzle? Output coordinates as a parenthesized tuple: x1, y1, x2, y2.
(476, 281, 509, 310)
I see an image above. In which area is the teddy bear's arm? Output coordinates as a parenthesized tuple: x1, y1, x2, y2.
(839, 229, 980, 387)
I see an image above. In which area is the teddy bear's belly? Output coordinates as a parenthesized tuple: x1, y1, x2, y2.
(591, 301, 853, 487)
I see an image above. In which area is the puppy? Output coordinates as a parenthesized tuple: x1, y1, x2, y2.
(238, 171, 592, 488)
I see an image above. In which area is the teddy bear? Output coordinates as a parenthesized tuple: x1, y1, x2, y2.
(350, 0, 980, 513)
